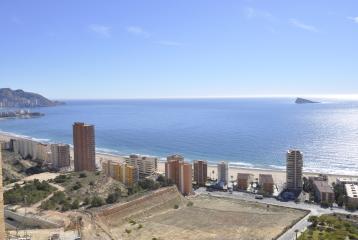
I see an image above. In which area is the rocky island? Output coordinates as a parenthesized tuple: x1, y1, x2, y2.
(0, 88, 64, 108)
(295, 97, 319, 104)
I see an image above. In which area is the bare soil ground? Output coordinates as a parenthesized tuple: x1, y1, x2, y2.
(104, 194, 307, 240)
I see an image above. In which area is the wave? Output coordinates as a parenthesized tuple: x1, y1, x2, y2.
(0, 130, 51, 143)
(2, 129, 358, 176)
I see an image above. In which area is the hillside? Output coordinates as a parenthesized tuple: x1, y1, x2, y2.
(0, 88, 64, 107)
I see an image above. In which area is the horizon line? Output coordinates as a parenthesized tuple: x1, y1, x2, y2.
(53, 94, 358, 101)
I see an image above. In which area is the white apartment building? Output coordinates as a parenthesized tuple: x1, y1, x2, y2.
(125, 154, 158, 179)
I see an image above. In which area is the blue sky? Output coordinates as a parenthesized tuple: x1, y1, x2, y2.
(1, 0, 358, 99)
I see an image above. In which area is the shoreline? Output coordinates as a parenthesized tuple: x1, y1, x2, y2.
(0, 130, 357, 184)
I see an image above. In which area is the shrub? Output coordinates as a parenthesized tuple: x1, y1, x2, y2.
(174, 204, 179, 209)
(138, 224, 143, 229)
(83, 197, 90, 206)
(79, 173, 87, 178)
(125, 229, 131, 234)
(90, 196, 104, 208)
(54, 174, 69, 184)
(71, 182, 82, 191)
(106, 192, 120, 204)
(187, 201, 194, 207)
(71, 199, 80, 209)
(61, 199, 71, 212)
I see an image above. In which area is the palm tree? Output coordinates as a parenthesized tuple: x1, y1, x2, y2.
(212, 170, 215, 180)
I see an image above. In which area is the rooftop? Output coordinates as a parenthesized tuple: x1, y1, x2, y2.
(237, 173, 254, 180)
(337, 177, 358, 183)
(313, 180, 333, 193)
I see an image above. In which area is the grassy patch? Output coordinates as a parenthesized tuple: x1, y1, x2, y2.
(299, 214, 358, 240)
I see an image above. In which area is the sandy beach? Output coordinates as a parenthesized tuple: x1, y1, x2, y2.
(1, 131, 356, 185)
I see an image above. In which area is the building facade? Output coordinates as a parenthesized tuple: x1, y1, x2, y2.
(179, 162, 193, 195)
(312, 180, 334, 203)
(217, 161, 229, 184)
(102, 160, 138, 186)
(165, 154, 184, 187)
(73, 122, 96, 172)
(259, 174, 274, 194)
(193, 160, 207, 186)
(12, 138, 51, 162)
(50, 144, 70, 170)
(125, 154, 158, 179)
(286, 150, 303, 191)
(237, 173, 254, 191)
(345, 184, 358, 208)
(165, 155, 192, 195)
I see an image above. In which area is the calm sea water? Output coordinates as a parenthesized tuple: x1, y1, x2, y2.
(1, 98, 358, 175)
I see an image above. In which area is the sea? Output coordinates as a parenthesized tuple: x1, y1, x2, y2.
(1, 98, 358, 175)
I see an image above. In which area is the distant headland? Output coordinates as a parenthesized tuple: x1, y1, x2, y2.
(0, 88, 64, 108)
(295, 97, 320, 104)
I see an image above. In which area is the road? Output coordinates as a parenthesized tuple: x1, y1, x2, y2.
(195, 188, 358, 240)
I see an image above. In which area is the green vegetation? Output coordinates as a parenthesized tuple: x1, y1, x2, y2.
(125, 229, 131, 234)
(71, 181, 82, 190)
(4, 179, 56, 205)
(40, 191, 80, 212)
(187, 201, 194, 207)
(79, 172, 87, 178)
(53, 174, 71, 184)
(138, 178, 160, 190)
(299, 214, 358, 240)
(157, 174, 174, 187)
(90, 196, 105, 208)
(105, 188, 121, 204)
(174, 204, 179, 209)
(333, 183, 346, 207)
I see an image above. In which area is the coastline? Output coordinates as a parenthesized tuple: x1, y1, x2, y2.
(0, 131, 356, 185)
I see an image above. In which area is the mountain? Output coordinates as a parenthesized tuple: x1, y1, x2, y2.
(0, 88, 64, 108)
(295, 97, 319, 104)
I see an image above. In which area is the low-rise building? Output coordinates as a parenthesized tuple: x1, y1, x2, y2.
(345, 184, 358, 208)
(237, 173, 254, 191)
(259, 174, 274, 194)
(125, 154, 158, 179)
(312, 180, 334, 203)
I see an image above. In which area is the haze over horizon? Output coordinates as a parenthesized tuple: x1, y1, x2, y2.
(1, 0, 358, 99)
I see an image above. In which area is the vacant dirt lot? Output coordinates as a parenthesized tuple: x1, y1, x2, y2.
(104, 194, 307, 240)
